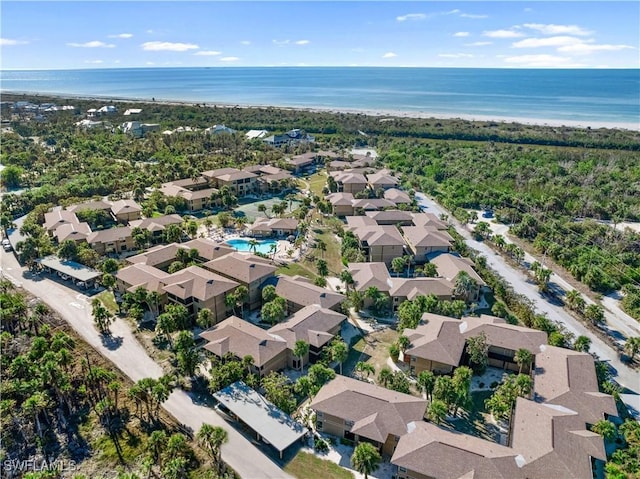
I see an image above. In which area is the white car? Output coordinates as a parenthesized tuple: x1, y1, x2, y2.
(2, 239, 12, 252)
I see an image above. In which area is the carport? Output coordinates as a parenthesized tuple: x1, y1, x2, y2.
(213, 381, 306, 459)
(36, 255, 101, 288)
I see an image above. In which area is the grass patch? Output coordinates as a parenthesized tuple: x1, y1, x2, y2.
(315, 230, 343, 275)
(93, 429, 145, 465)
(276, 263, 317, 281)
(444, 390, 497, 441)
(307, 172, 328, 197)
(96, 290, 118, 314)
(285, 451, 354, 479)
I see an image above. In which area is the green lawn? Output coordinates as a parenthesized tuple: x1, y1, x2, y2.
(284, 451, 354, 479)
(96, 290, 118, 314)
(303, 229, 343, 276)
(307, 172, 328, 197)
(276, 262, 317, 281)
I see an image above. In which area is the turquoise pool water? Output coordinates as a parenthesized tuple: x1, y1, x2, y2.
(225, 238, 277, 255)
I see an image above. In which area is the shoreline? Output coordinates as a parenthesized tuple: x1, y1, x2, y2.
(3, 89, 639, 132)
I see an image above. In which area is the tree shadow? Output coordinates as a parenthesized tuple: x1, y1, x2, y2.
(100, 331, 123, 350)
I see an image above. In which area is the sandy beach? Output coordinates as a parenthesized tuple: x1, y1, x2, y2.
(5, 89, 639, 132)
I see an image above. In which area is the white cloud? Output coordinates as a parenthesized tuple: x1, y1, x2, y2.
(108, 33, 133, 39)
(460, 13, 488, 19)
(0, 38, 28, 46)
(396, 13, 426, 22)
(141, 41, 198, 52)
(146, 30, 154, 34)
(240, 40, 251, 45)
(382, 52, 397, 58)
(465, 41, 492, 47)
(443, 9, 461, 15)
(295, 40, 310, 45)
(523, 23, 592, 36)
(219, 56, 239, 62)
(558, 43, 634, 55)
(439, 53, 474, 58)
(84, 60, 104, 64)
(146, 61, 155, 65)
(503, 54, 585, 67)
(273, 39, 290, 46)
(512, 36, 585, 48)
(453, 32, 470, 37)
(483, 29, 524, 38)
(193, 50, 222, 56)
(67, 40, 115, 48)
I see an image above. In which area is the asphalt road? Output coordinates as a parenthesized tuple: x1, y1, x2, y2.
(0, 249, 292, 479)
(416, 193, 640, 392)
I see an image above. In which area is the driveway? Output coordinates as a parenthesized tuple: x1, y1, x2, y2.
(0, 250, 292, 479)
(415, 193, 639, 392)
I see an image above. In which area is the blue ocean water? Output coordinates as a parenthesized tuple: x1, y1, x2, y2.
(2, 67, 639, 127)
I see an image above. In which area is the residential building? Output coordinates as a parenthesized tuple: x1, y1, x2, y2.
(411, 212, 449, 230)
(384, 188, 412, 205)
(115, 263, 171, 296)
(205, 124, 236, 135)
(348, 262, 393, 295)
(286, 152, 317, 174)
(200, 316, 288, 375)
(264, 275, 345, 313)
(389, 277, 454, 307)
(327, 192, 355, 217)
(367, 171, 400, 190)
(111, 199, 143, 223)
(245, 129, 269, 140)
(430, 253, 486, 302)
(128, 214, 184, 243)
(203, 252, 276, 310)
(121, 121, 160, 138)
(352, 198, 396, 212)
(268, 304, 347, 368)
(248, 217, 299, 238)
(43, 209, 79, 234)
(263, 129, 315, 147)
(162, 266, 239, 321)
(54, 222, 92, 244)
(66, 199, 112, 215)
(214, 170, 259, 196)
(310, 376, 427, 456)
(365, 210, 415, 226)
(351, 225, 406, 265)
(331, 171, 368, 194)
(392, 421, 521, 479)
(87, 227, 134, 255)
(402, 226, 453, 262)
(126, 239, 235, 270)
(159, 181, 218, 212)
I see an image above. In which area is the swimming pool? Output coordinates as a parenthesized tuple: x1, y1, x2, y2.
(225, 238, 278, 255)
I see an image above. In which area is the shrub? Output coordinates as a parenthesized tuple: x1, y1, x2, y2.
(314, 438, 329, 453)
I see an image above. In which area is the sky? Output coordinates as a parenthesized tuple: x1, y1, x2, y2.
(1, 1, 638, 69)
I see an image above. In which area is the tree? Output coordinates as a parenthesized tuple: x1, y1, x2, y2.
(351, 442, 381, 479)
(565, 289, 585, 314)
(316, 258, 329, 277)
(417, 370, 435, 400)
(466, 332, 489, 374)
(355, 361, 375, 379)
(315, 239, 327, 258)
(514, 348, 533, 374)
(624, 337, 640, 362)
(261, 297, 286, 325)
(377, 366, 393, 387)
(585, 304, 605, 326)
(262, 285, 277, 303)
(391, 256, 406, 277)
(453, 271, 478, 303)
(422, 262, 438, 278)
(164, 224, 183, 243)
(197, 308, 214, 329)
(574, 335, 592, 353)
(197, 424, 228, 472)
(474, 221, 491, 239)
(293, 340, 310, 372)
(257, 203, 268, 217)
(92, 298, 113, 334)
(427, 399, 448, 424)
(330, 338, 348, 375)
(340, 270, 354, 292)
(591, 419, 617, 441)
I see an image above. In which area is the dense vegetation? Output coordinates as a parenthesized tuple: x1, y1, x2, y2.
(0, 282, 233, 479)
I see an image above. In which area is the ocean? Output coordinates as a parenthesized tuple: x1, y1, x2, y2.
(2, 67, 639, 129)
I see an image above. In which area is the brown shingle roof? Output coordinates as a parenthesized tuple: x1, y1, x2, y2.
(249, 217, 299, 232)
(327, 192, 355, 206)
(391, 421, 521, 479)
(162, 266, 238, 301)
(430, 253, 486, 286)
(348, 262, 393, 292)
(351, 198, 396, 210)
(353, 225, 406, 247)
(66, 199, 112, 213)
(87, 226, 132, 244)
(271, 275, 344, 310)
(402, 226, 453, 248)
(388, 277, 454, 300)
(404, 314, 467, 367)
(200, 316, 287, 367)
(116, 263, 170, 292)
(54, 222, 92, 242)
(43, 209, 79, 231)
(202, 167, 241, 179)
(534, 345, 617, 424)
(310, 376, 427, 443)
(411, 212, 449, 230)
(365, 210, 414, 224)
(111, 199, 142, 215)
(461, 315, 547, 353)
(268, 304, 346, 349)
(384, 188, 412, 204)
(367, 171, 400, 187)
(217, 170, 258, 182)
(203, 252, 276, 284)
(129, 214, 183, 232)
(345, 215, 377, 228)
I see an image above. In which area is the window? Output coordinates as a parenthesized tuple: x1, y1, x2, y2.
(399, 467, 407, 473)
(411, 357, 416, 362)
(316, 421, 323, 431)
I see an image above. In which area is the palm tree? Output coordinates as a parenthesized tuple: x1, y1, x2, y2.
(248, 238, 259, 253)
(624, 337, 640, 362)
(269, 242, 278, 260)
(351, 442, 381, 479)
(591, 419, 617, 441)
(293, 340, 310, 372)
(330, 339, 348, 375)
(197, 424, 228, 471)
(514, 348, 533, 374)
(564, 289, 583, 312)
(391, 256, 406, 277)
(574, 335, 592, 353)
(92, 298, 113, 334)
(340, 270, 354, 292)
(355, 361, 375, 380)
(453, 271, 478, 304)
(417, 370, 435, 400)
(377, 366, 393, 387)
(427, 399, 448, 424)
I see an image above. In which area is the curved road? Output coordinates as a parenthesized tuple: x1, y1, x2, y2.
(0, 250, 291, 479)
(416, 193, 639, 392)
